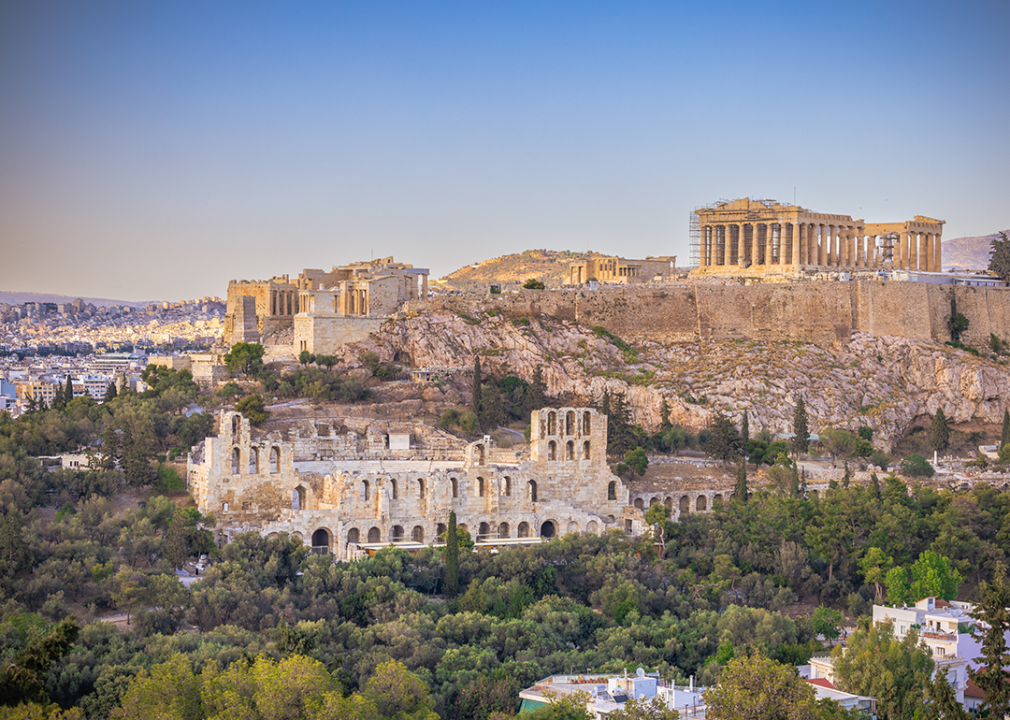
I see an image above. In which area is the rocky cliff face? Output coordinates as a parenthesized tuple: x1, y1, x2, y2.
(353, 309, 1010, 450)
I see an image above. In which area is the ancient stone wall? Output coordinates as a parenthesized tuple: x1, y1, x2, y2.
(293, 315, 387, 355)
(408, 282, 1010, 347)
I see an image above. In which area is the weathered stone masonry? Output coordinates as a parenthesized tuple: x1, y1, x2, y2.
(188, 408, 644, 558)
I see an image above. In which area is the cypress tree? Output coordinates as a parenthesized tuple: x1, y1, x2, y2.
(842, 460, 851, 489)
(103, 381, 118, 403)
(792, 396, 809, 457)
(790, 461, 800, 496)
(471, 356, 482, 420)
(734, 462, 748, 503)
(525, 365, 548, 413)
(969, 563, 1010, 719)
(929, 407, 950, 453)
(65, 375, 74, 405)
(740, 410, 750, 445)
(659, 398, 673, 433)
(52, 383, 64, 410)
(445, 511, 459, 598)
(1002, 409, 1010, 451)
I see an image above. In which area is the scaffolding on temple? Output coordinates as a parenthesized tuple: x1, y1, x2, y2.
(689, 198, 794, 268)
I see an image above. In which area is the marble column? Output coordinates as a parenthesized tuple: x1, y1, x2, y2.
(792, 223, 800, 265)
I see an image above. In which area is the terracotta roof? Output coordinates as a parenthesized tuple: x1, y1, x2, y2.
(965, 679, 986, 699)
(935, 598, 953, 608)
(806, 678, 836, 690)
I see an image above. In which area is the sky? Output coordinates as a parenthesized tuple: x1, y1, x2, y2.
(1, 0, 1008, 301)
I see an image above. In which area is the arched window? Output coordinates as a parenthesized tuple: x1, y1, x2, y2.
(697, 495, 708, 512)
(528, 480, 538, 502)
(418, 478, 425, 498)
(361, 480, 370, 503)
(293, 486, 306, 510)
(679, 495, 690, 514)
(479, 521, 490, 539)
(232, 415, 239, 440)
(391, 525, 404, 542)
(566, 411, 575, 435)
(451, 477, 458, 499)
(504, 477, 512, 496)
(548, 440, 556, 461)
(478, 477, 485, 497)
(540, 520, 556, 538)
(249, 447, 258, 474)
(583, 441, 590, 460)
(312, 528, 330, 553)
(231, 448, 240, 475)
(664, 497, 673, 510)
(634, 498, 644, 510)
(222, 502, 228, 513)
(583, 411, 591, 434)
(476, 444, 485, 465)
(437, 522, 447, 540)
(565, 440, 574, 461)
(567, 521, 579, 533)
(367, 527, 380, 543)
(270, 447, 279, 473)
(390, 478, 398, 500)
(586, 520, 599, 534)
(518, 521, 530, 538)
(649, 497, 658, 506)
(548, 411, 557, 435)
(608, 481, 616, 500)
(347, 528, 360, 544)
(412, 525, 424, 543)
(498, 522, 510, 538)
(713, 493, 724, 506)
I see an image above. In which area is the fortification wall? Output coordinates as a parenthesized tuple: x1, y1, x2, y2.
(409, 282, 1010, 346)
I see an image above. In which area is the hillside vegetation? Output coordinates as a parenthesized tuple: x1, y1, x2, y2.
(436, 249, 594, 291)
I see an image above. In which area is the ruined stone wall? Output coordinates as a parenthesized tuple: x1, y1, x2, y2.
(293, 315, 388, 355)
(410, 282, 1010, 347)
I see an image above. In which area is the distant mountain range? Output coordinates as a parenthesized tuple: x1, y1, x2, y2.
(436, 249, 596, 291)
(0, 291, 158, 308)
(943, 231, 1009, 271)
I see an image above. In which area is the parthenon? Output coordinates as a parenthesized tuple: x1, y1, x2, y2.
(691, 198, 945, 276)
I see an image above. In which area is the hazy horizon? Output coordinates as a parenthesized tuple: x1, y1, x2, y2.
(3, 0, 1009, 301)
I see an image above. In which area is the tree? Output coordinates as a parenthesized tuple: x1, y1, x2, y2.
(524, 691, 592, 720)
(357, 659, 438, 720)
(606, 391, 634, 456)
(0, 615, 80, 707)
(923, 669, 970, 720)
(900, 454, 935, 478)
(703, 411, 741, 466)
(910, 550, 963, 602)
(235, 394, 270, 425)
(526, 365, 548, 413)
(969, 562, 1010, 720)
(659, 398, 673, 433)
(1002, 408, 1010, 451)
(644, 503, 675, 558)
(479, 383, 506, 431)
(703, 653, 822, 720)
(523, 278, 546, 290)
(989, 231, 1010, 284)
(812, 606, 843, 644)
(224, 342, 265, 375)
(623, 447, 649, 477)
(885, 566, 912, 606)
(948, 292, 969, 343)
(740, 410, 749, 445)
(734, 462, 748, 503)
(102, 381, 118, 403)
(792, 396, 810, 457)
(445, 511, 459, 598)
(64, 375, 74, 404)
(929, 408, 950, 454)
(831, 619, 933, 720)
(298, 350, 315, 366)
(609, 696, 681, 720)
(859, 547, 893, 603)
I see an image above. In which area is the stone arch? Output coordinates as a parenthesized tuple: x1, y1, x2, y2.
(503, 476, 512, 496)
(498, 522, 510, 538)
(418, 478, 426, 498)
(608, 481, 617, 500)
(479, 521, 490, 539)
(528, 480, 538, 502)
(292, 485, 306, 510)
(633, 498, 644, 510)
(566, 410, 575, 435)
(458, 523, 469, 537)
(713, 493, 724, 506)
(548, 440, 557, 461)
(649, 496, 659, 506)
(583, 411, 591, 434)
(311, 528, 331, 553)
(540, 520, 557, 538)
(367, 526, 380, 543)
(361, 480, 370, 503)
(231, 415, 239, 440)
(583, 441, 590, 460)
(587, 520, 599, 534)
(548, 411, 557, 435)
(664, 496, 673, 510)
(390, 478, 398, 500)
(347, 527, 360, 544)
(476, 444, 485, 465)
(231, 447, 240, 475)
(270, 447, 280, 473)
(478, 477, 485, 497)
(679, 495, 690, 514)
(567, 521, 579, 533)
(249, 447, 258, 474)
(412, 525, 424, 543)
(391, 525, 404, 542)
(565, 440, 574, 461)
(436, 522, 447, 539)
(518, 521, 530, 538)
(451, 477, 458, 498)
(696, 495, 708, 512)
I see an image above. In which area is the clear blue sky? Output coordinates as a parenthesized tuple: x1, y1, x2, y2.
(2, 0, 1008, 300)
